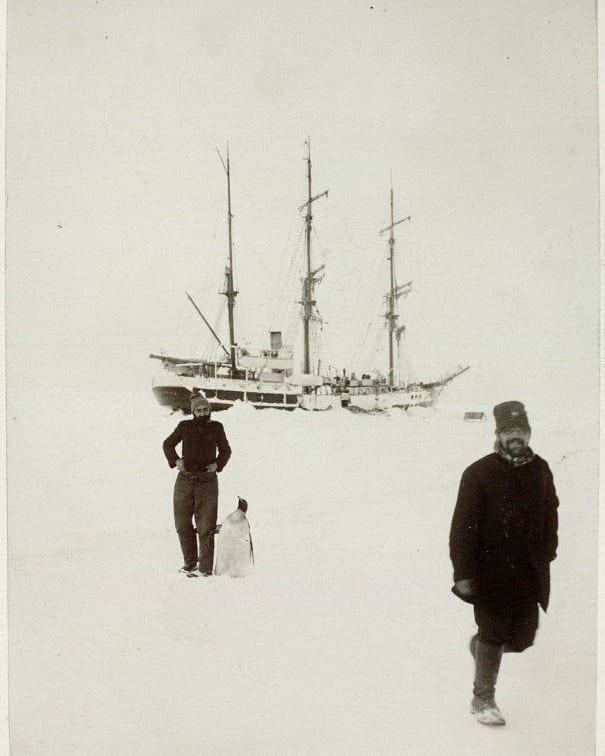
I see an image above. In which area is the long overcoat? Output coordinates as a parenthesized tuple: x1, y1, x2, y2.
(449, 452, 559, 611)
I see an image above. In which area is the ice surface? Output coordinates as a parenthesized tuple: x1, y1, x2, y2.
(6, 379, 598, 755)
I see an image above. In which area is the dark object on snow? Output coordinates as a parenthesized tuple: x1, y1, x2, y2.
(463, 412, 486, 422)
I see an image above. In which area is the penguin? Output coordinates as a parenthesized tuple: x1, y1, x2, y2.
(214, 497, 254, 577)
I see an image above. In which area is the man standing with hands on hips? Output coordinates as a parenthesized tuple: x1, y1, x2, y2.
(163, 392, 232, 577)
(449, 401, 559, 726)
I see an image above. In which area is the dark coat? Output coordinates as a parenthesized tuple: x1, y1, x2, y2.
(163, 419, 231, 474)
(449, 452, 558, 611)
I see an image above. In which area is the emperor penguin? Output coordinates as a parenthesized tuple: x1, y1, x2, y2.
(214, 497, 254, 577)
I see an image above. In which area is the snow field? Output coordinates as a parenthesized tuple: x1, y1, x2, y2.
(7, 383, 598, 755)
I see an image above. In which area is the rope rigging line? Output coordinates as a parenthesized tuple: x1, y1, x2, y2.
(270, 223, 305, 335)
(408, 289, 449, 377)
(263, 219, 292, 326)
(173, 307, 193, 358)
(396, 220, 448, 380)
(350, 249, 389, 371)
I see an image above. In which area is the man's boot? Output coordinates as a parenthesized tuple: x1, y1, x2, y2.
(471, 640, 506, 726)
(197, 530, 215, 576)
(177, 529, 198, 572)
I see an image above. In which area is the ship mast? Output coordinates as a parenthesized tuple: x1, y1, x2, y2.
(218, 146, 238, 373)
(298, 140, 328, 377)
(380, 186, 411, 387)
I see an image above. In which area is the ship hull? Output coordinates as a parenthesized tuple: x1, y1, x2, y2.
(345, 385, 435, 412)
(152, 377, 300, 413)
(152, 385, 193, 413)
(153, 377, 447, 414)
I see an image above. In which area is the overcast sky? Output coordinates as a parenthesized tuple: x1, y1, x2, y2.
(6, 1, 600, 407)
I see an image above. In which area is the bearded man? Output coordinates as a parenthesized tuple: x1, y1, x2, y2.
(449, 401, 559, 726)
(163, 393, 231, 576)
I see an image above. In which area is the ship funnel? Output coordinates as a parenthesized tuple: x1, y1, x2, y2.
(270, 331, 283, 351)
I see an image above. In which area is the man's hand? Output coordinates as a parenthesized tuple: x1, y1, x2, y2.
(454, 579, 475, 596)
(175, 459, 185, 472)
(206, 463, 218, 474)
(453, 578, 476, 600)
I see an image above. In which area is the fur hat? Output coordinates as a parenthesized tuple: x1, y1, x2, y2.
(493, 400, 530, 432)
(190, 393, 211, 413)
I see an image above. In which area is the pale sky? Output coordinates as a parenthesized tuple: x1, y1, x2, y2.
(6, 1, 600, 406)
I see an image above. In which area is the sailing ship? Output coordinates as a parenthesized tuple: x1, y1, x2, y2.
(333, 187, 468, 412)
(150, 145, 331, 413)
(150, 148, 467, 415)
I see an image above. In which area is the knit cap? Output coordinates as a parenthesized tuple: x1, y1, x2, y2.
(493, 400, 530, 432)
(190, 393, 211, 412)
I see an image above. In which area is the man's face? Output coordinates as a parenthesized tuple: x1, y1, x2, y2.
(498, 426, 531, 457)
(193, 405, 210, 420)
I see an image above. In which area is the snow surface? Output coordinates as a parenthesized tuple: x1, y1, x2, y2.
(6, 370, 599, 755)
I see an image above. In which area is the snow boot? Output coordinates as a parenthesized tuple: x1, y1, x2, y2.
(177, 530, 198, 574)
(471, 640, 506, 726)
(197, 530, 215, 576)
(178, 567, 199, 578)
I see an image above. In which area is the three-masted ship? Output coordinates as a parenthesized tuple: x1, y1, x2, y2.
(150, 149, 468, 414)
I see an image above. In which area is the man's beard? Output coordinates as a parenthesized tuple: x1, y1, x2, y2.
(504, 438, 528, 457)
(193, 414, 210, 425)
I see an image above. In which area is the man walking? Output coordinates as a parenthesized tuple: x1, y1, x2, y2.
(163, 393, 232, 576)
(449, 401, 559, 726)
